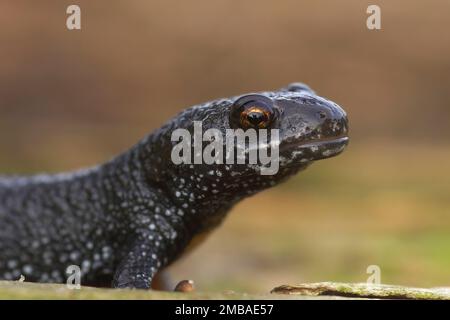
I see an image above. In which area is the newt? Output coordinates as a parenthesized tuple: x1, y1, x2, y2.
(0, 83, 348, 289)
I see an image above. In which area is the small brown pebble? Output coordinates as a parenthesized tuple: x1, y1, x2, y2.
(174, 279, 195, 292)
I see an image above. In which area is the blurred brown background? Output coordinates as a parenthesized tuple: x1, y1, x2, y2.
(0, 0, 449, 292)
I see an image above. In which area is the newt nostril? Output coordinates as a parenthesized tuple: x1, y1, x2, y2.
(317, 111, 327, 119)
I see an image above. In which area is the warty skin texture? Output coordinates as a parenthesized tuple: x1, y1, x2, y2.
(0, 83, 348, 289)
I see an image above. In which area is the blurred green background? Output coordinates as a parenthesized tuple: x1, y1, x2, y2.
(0, 0, 449, 293)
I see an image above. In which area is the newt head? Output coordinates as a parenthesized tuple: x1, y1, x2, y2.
(167, 83, 348, 173)
(157, 83, 349, 213)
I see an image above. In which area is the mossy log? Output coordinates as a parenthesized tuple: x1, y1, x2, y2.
(271, 282, 450, 300)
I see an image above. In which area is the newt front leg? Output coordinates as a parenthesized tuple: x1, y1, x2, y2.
(112, 237, 160, 288)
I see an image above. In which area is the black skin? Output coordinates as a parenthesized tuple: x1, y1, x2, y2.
(0, 83, 348, 289)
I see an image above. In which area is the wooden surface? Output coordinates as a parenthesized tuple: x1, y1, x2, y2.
(0, 281, 448, 300)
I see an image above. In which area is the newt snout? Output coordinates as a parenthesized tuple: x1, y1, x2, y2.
(269, 89, 349, 167)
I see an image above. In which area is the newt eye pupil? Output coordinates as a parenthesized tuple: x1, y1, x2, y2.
(247, 110, 267, 126)
(240, 104, 272, 129)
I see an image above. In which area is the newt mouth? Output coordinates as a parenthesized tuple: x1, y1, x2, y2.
(298, 135, 349, 148)
(299, 136, 349, 159)
(281, 135, 349, 161)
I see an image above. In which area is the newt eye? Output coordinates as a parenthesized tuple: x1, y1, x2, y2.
(240, 106, 271, 129)
(230, 95, 275, 129)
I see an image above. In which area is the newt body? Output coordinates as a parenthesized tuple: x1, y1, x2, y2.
(0, 84, 348, 288)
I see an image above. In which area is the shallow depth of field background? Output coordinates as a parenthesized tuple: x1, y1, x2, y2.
(0, 1, 449, 292)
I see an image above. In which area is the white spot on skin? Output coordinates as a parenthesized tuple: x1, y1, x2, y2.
(82, 260, 91, 271)
(102, 246, 112, 259)
(140, 216, 150, 224)
(23, 265, 33, 274)
(70, 252, 80, 260)
(292, 150, 303, 157)
(322, 150, 334, 157)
